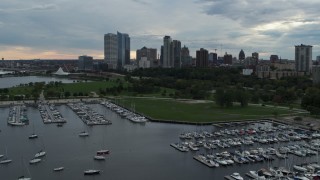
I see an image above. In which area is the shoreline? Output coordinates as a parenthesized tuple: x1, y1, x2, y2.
(0, 98, 314, 130)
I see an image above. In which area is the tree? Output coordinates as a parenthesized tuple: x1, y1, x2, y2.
(215, 88, 225, 107)
(64, 91, 71, 98)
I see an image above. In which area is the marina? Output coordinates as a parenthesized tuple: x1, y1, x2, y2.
(7, 105, 29, 126)
(1, 102, 320, 179)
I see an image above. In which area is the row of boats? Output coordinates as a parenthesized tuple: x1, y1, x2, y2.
(101, 101, 147, 123)
(38, 103, 66, 124)
(7, 105, 29, 126)
(68, 103, 112, 125)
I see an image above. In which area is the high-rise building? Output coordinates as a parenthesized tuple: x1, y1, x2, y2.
(171, 40, 181, 68)
(117, 31, 130, 68)
(224, 52, 232, 65)
(209, 53, 218, 64)
(162, 36, 172, 68)
(78, 55, 93, 71)
(316, 56, 320, 64)
(295, 44, 313, 72)
(239, 49, 245, 64)
(196, 48, 208, 67)
(181, 45, 192, 67)
(104, 32, 130, 69)
(104, 33, 118, 69)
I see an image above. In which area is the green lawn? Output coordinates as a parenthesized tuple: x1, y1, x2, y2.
(117, 97, 298, 123)
(61, 81, 119, 94)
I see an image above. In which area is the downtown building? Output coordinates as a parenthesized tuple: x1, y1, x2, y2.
(136, 47, 157, 68)
(78, 55, 93, 71)
(196, 48, 208, 67)
(104, 32, 130, 69)
(295, 44, 313, 73)
(161, 36, 181, 68)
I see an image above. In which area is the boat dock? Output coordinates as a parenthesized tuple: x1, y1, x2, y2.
(38, 103, 66, 124)
(68, 102, 112, 126)
(193, 155, 215, 168)
(170, 143, 188, 152)
(7, 105, 28, 126)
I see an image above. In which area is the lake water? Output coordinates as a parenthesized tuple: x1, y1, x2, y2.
(0, 104, 316, 180)
(0, 76, 76, 88)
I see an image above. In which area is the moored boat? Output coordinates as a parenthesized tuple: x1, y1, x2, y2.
(53, 167, 64, 171)
(84, 169, 100, 175)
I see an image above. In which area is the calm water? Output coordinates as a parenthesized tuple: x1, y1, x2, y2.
(0, 104, 315, 180)
(0, 76, 76, 88)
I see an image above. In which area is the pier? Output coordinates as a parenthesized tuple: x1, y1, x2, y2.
(68, 102, 111, 126)
(38, 103, 66, 124)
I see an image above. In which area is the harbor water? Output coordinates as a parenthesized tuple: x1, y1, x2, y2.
(0, 76, 77, 88)
(0, 104, 317, 180)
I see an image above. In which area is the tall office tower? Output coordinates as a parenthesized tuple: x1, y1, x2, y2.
(136, 47, 157, 61)
(295, 44, 313, 72)
(196, 48, 209, 67)
(104, 33, 118, 69)
(181, 45, 192, 67)
(78, 55, 93, 71)
(117, 32, 130, 68)
(224, 52, 232, 65)
(162, 36, 172, 68)
(239, 49, 245, 64)
(252, 52, 259, 65)
(171, 40, 181, 68)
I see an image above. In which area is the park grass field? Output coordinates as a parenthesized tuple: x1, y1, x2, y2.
(117, 97, 297, 123)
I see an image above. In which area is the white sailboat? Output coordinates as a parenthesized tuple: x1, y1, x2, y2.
(29, 158, 41, 164)
(34, 150, 46, 158)
(53, 167, 64, 172)
(0, 147, 12, 164)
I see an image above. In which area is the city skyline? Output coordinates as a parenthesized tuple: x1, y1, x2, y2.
(1, 0, 320, 60)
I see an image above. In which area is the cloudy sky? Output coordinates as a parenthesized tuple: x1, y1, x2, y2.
(1, 0, 320, 60)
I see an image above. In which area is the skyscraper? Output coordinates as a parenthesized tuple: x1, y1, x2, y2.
(181, 45, 192, 67)
(196, 48, 208, 67)
(104, 31, 130, 69)
(162, 36, 172, 68)
(295, 44, 313, 72)
(104, 33, 118, 69)
(239, 49, 245, 64)
(117, 32, 130, 68)
(171, 40, 181, 68)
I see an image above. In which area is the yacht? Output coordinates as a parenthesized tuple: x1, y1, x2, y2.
(293, 165, 308, 172)
(17, 176, 31, 180)
(79, 131, 89, 137)
(248, 171, 266, 180)
(28, 134, 38, 139)
(34, 150, 46, 158)
(230, 172, 243, 180)
(96, 150, 109, 155)
(0, 158, 12, 164)
(29, 158, 41, 164)
(53, 167, 64, 171)
(84, 169, 100, 175)
(94, 155, 106, 160)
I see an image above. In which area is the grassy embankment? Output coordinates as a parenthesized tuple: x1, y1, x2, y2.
(117, 97, 298, 123)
